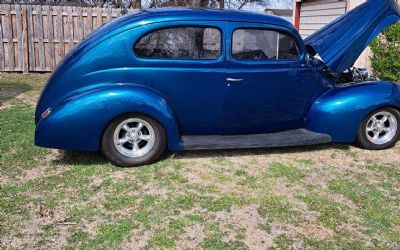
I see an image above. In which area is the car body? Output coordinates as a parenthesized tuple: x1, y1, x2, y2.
(35, 0, 400, 166)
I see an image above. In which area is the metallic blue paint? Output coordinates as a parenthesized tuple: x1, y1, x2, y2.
(35, 7, 400, 152)
(305, 0, 400, 73)
(222, 22, 329, 134)
(35, 84, 182, 151)
(306, 82, 400, 142)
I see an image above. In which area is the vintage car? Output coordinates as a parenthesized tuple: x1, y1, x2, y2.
(35, 0, 400, 167)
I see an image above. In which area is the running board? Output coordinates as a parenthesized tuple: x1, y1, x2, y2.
(182, 129, 331, 150)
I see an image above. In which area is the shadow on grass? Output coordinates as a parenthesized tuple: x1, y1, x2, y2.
(52, 150, 108, 166)
(0, 82, 33, 105)
(50, 144, 351, 166)
(173, 143, 351, 160)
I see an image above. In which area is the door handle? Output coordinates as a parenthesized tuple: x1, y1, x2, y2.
(226, 78, 243, 86)
(226, 78, 244, 83)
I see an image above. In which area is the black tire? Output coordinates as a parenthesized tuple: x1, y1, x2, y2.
(356, 107, 400, 150)
(101, 113, 166, 167)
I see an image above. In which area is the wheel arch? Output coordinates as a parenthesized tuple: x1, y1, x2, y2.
(356, 105, 400, 133)
(35, 84, 183, 152)
(305, 81, 400, 143)
(384, 105, 400, 115)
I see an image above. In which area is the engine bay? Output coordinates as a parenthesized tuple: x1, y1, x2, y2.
(329, 67, 378, 84)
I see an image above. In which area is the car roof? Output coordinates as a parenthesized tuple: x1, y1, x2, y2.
(66, 7, 296, 65)
(127, 7, 294, 28)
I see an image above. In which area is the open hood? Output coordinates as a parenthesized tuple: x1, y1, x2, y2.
(305, 0, 400, 73)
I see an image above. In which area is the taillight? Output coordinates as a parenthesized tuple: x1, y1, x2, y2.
(41, 108, 52, 119)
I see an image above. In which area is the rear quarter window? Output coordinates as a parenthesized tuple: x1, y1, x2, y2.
(134, 27, 221, 60)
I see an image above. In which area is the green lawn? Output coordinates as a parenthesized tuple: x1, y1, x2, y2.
(1, 73, 400, 249)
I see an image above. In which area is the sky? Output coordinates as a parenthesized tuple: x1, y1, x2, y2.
(139, 0, 293, 12)
(236, 1, 293, 12)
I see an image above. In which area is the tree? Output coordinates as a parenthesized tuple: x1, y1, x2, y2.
(370, 23, 400, 82)
(1, 0, 292, 10)
(223, 0, 292, 10)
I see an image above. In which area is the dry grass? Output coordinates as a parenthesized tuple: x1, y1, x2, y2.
(1, 73, 400, 249)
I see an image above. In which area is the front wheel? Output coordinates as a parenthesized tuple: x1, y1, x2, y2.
(101, 114, 166, 167)
(356, 107, 400, 150)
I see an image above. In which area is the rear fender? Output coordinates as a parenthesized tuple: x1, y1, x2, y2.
(306, 81, 400, 142)
(35, 84, 182, 152)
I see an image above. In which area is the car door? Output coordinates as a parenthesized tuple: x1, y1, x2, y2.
(221, 22, 323, 135)
(130, 21, 226, 135)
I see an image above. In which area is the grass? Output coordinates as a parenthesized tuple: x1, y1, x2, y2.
(267, 163, 306, 182)
(299, 191, 347, 229)
(1, 72, 400, 249)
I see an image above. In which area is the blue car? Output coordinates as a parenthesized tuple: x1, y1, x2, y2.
(35, 0, 400, 167)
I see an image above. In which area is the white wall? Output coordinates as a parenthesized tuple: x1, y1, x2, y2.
(298, 0, 346, 38)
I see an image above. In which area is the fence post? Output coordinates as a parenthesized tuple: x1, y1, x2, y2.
(22, 5, 29, 73)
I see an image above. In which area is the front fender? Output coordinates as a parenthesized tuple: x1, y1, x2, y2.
(306, 81, 400, 142)
(35, 84, 183, 152)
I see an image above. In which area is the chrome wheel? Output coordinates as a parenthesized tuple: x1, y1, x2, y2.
(113, 118, 155, 158)
(366, 111, 398, 145)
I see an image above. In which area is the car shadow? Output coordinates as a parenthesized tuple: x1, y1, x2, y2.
(51, 143, 351, 166)
(172, 143, 351, 160)
(52, 150, 109, 166)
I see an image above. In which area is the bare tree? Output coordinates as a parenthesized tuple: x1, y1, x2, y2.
(0, 0, 292, 10)
(224, 0, 292, 10)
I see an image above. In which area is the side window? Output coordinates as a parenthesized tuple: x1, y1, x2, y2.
(134, 27, 221, 60)
(232, 29, 299, 60)
(278, 33, 300, 60)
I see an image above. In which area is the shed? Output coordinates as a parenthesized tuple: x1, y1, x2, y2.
(264, 8, 293, 22)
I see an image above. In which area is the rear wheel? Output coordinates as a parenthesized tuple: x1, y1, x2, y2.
(356, 107, 400, 150)
(101, 114, 166, 167)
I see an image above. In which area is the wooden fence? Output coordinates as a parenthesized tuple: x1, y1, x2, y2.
(0, 4, 125, 72)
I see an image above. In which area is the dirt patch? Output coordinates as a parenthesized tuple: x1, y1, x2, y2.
(16, 150, 65, 184)
(175, 223, 206, 249)
(294, 222, 334, 240)
(0, 174, 11, 186)
(122, 228, 152, 249)
(16, 90, 40, 107)
(216, 205, 274, 249)
(1, 203, 70, 249)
